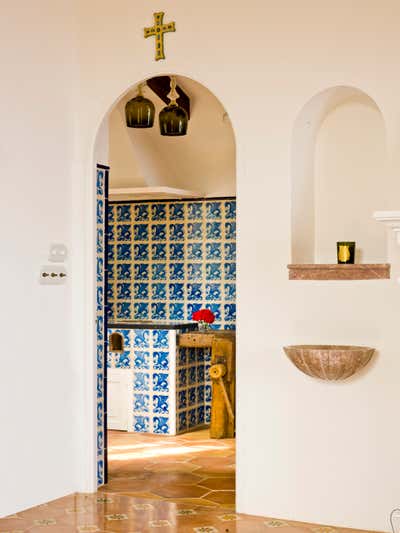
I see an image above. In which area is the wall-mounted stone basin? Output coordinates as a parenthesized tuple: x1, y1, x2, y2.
(283, 345, 375, 381)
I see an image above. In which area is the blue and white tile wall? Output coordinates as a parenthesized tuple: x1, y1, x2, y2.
(96, 165, 109, 486)
(108, 327, 209, 434)
(107, 199, 236, 330)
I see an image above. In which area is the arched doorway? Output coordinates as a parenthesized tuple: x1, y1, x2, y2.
(94, 74, 237, 507)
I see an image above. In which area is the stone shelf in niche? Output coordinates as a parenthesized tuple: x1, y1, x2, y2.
(287, 264, 391, 280)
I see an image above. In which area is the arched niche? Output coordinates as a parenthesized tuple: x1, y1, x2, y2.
(109, 332, 124, 353)
(291, 86, 387, 264)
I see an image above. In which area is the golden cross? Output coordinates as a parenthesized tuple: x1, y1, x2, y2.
(144, 12, 176, 61)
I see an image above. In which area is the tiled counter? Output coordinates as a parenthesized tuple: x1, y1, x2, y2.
(107, 320, 211, 435)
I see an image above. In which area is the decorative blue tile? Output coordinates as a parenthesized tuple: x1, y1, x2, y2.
(116, 282, 131, 300)
(208, 303, 221, 320)
(206, 222, 221, 240)
(189, 366, 197, 385)
(224, 262, 236, 280)
(187, 303, 202, 320)
(206, 263, 221, 280)
(117, 224, 131, 242)
(133, 350, 150, 369)
(97, 258, 104, 282)
(187, 283, 202, 300)
(189, 387, 196, 404)
(151, 302, 166, 320)
(225, 324, 236, 330)
(97, 344, 104, 370)
(198, 386, 205, 403)
(224, 303, 236, 321)
(205, 405, 211, 424)
(116, 351, 130, 368)
(117, 205, 131, 222)
(134, 330, 150, 349)
(224, 242, 236, 261)
(178, 347, 187, 366)
(133, 302, 149, 320)
(134, 224, 149, 241)
(225, 221, 236, 240)
(170, 303, 184, 320)
(107, 225, 115, 242)
(170, 223, 184, 241)
(169, 263, 184, 280)
(117, 263, 131, 280)
(134, 264, 149, 280)
(169, 283, 184, 301)
(153, 416, 169, 434)
(97, 429, 104, 456)
(187, 263, 202, 280)
(170, 243, 184, 260)
(153, 373, 169, 392)
(96, 199, 104, 225)
(189, 408, 197, 427)
(152, 283, 166, 300)
(97, 228, 104, 255)
(188, 348, 196, 363)
(134, 204, 149, 221)
(107, 245, 115, 262)
(96, 316, 104, 341)
(178, 368, 187, 387)
(153, 351, 169, 370)
(197, 348, 205, 362)
(134, 372, 150, 391)
(197, 365, 205, 382)
(197, 405, 205, 424)
(134, 393, 150, 412)
(178, 390, 187, 409)
(97, 170, 104, 196)
(97, 401, 103, 427)
(151, 243, 166, 260)
(187, 242, 203, 260)
(114, 329, 130, 347)
(187, 222, 202, 240)
(107, 304, 115, 319)
(206, 201, 222, 219)
(178, 411, 187, 431)
(107, 205, 115, 223)
(116, 302, 131, 319)
(97, 286, 104, 312)
(117, 244, 132, 261)
(97, 460, 104, 486)
(153, 395, 169, 414)
(169, 202, 184, 220)
(205, 283, 221, 301)
(151, 224, 166, 241)
(224, 283, 236, 301)
(134, 282, 149, 299)
(205, 384, 212, 402)
(107, 284, 115, 301)
(204, 348, 212, 362)
(152, 264, 166, 280)
(187, 202, 203, 219)
(134, 415, 150, 432)
(206, 242, 221, 260)
(151, 203, 166, 221)
(134, 243, 149, 261)
(97, 373, 103, 398)
(153, 330, 169, 349)
(225, 200, 236, 219)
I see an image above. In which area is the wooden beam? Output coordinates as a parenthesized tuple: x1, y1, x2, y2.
(147, 76, 190, 119)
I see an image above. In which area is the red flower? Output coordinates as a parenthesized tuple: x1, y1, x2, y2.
(192, 308, 215, 324)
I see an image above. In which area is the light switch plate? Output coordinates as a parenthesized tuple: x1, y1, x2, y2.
(40, 265, 67, 284)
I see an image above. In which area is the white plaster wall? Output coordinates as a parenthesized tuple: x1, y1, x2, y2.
(315, 96, 388, 263)
(0, 0, 78, 518)
(74, 2, 400, 530)
(3, 1, 400, 531)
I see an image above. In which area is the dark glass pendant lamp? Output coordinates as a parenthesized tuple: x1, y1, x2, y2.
(125, 83, 155, 128)
(159, 76, 188, 136)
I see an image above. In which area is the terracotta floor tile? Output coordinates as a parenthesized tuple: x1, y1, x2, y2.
(204, 490, 236, 505)
(200, 476, 236, 490)
(151, 483, 210, 499)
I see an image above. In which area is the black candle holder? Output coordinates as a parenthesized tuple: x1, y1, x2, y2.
(337, 241, 355, 264)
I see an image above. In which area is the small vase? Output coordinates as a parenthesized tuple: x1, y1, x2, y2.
(197, 321, 211, 332)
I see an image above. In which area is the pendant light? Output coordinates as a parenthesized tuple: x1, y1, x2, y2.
(125, 83, 155, 128)
(159, 76, 188, 136)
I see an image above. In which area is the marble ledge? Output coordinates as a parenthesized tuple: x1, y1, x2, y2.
(288, 263, 391, 280)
